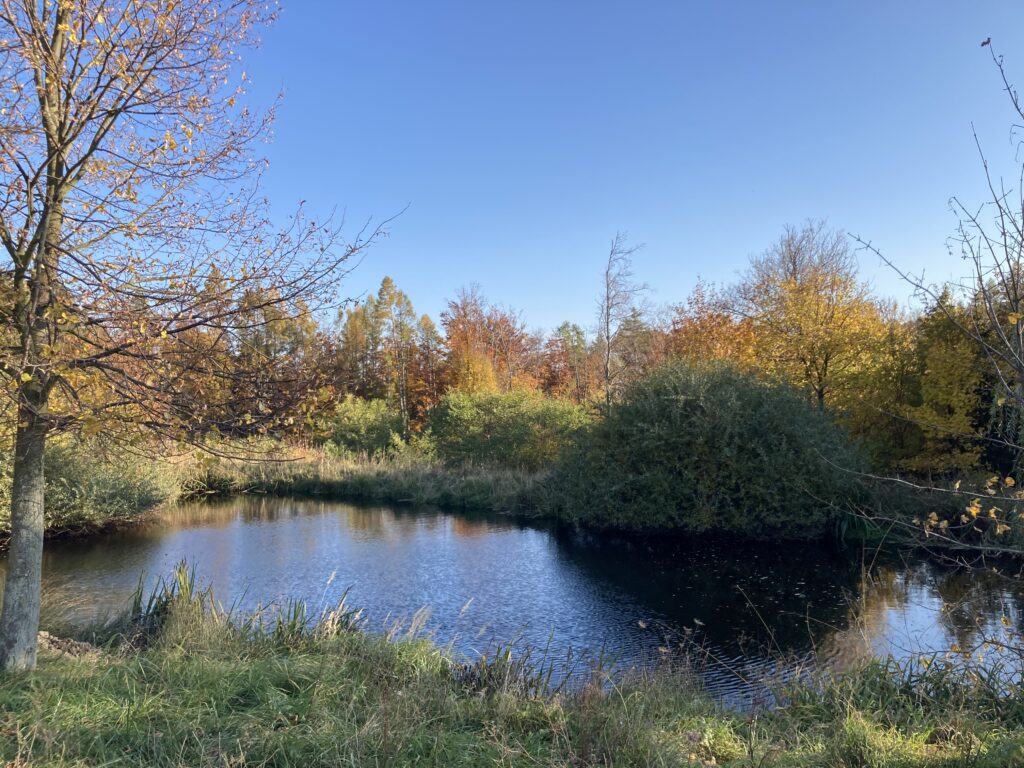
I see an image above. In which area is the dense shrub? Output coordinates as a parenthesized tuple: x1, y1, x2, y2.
(426, 390, 590, 471)
(551, 362, 865, 538)
(322, 396, 404, 458)
(0, 439, 180, 534)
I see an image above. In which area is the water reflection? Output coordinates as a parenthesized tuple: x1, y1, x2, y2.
(4, 496, 1023, 702)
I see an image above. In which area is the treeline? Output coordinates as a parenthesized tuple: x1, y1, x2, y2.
(8, 219, 1005, 484)
(6, 218, 1017, 543)
(189, 220, 1002, 479)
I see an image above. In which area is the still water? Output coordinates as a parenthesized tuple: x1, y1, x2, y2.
(16, 496, 1024, 705)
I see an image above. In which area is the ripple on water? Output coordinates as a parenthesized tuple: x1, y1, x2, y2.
(5, 496, 1021, 704)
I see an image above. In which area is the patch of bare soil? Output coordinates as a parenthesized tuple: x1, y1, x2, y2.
(36, 631, 101, 660)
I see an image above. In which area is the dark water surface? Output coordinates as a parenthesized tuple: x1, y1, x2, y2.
(12, 496, 1024, 705)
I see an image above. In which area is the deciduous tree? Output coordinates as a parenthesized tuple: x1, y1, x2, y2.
(0, 0, 377, 670)
(731, 221, 887, 410)
(595, 233, 646, 412)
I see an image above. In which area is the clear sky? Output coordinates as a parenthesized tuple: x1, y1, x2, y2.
(242, 2, 1024, 331)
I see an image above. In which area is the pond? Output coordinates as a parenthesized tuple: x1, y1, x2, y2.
(9, 496, 1024, 707)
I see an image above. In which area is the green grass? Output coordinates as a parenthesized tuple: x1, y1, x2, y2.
(4, 568, 1024, 767)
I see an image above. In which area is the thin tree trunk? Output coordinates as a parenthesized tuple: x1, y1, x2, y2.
(0, 401, 47, 671)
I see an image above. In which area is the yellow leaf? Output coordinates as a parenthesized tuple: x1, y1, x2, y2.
(1006, 477, 1016, 487)
(19, 372, 31, 382)
(1010, 312, 1022, 324)
(996, 523, 1011, 535)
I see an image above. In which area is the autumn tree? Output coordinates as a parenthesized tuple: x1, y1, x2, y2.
(856, 47, 1024, 476)
(668, 281, 756, 369)
(409, 314, 445, 424)
(441, 285, 496, 393)
(230, 292, 324, 435)
(613, 309, 670, 386)
(900, 292, 986, 472)
(730, 221, 887, 410)
(541, 322, 594, 402)
(0, 0, 377, 670)
(849, 43, 1024, 567)
(333, 277, 424, 433)
(844, 306, 922, 469)
(484, 303, 541, 391)
(335, 294, 385, 400)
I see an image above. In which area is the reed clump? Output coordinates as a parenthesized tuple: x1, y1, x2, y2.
(185, 448, 550, 515)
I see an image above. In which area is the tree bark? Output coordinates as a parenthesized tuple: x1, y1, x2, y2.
(0, 400, 48, 672)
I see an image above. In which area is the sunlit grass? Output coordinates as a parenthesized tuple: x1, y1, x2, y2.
(186, 447, 550, 516)
(4, 565, 1024, 767)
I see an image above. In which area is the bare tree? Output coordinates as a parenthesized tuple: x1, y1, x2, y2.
(596, 232, 646, 413)
(843, 43, 1024, 602)
(0, 0, 381, 670)
(857, 45, 1024, 473)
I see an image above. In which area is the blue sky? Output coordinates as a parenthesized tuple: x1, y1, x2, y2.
(244, 2, 1024, 330)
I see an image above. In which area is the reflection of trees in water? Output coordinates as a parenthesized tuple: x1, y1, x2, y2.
(451, 517, 498, 538)
(160, 498, 528, 542)
(821, 565, 911, 664)
(822, 559, 1024, 663)
(342, 506, 491, 539)
(344, 506, 401, 535)
(159, 497, 308, 529)
(932, 566, 1022, 654)
(550, 530, 869, 658)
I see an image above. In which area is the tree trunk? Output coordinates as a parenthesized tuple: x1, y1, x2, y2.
(0, 401, 48, 672)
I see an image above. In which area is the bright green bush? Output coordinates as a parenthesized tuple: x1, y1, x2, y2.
(426, 390, 590, 471)
(0, 439, 180, 534)
(323, 396, 404, 458)
(551, 362, 865, 538)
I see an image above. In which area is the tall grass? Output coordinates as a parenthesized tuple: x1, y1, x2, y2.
(0, 438, 184, 537)
(4, 565, 1024, 767)
(185, 448, 551, 515)
(0, 435, 549, 541)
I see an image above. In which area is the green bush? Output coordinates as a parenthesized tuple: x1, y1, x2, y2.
(0, 439, 180, 534)
(322, 396, 404, 458)
(551, 362, 865, 538)
(426, 390, 590, 471)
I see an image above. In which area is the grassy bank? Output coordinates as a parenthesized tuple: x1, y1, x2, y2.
(4, 570, 1024, 767)
(0, 436, 1000, 555)
(0, 439, 548, 539)
(0, 441, 186, 539)
(188, 449, 550, 516)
